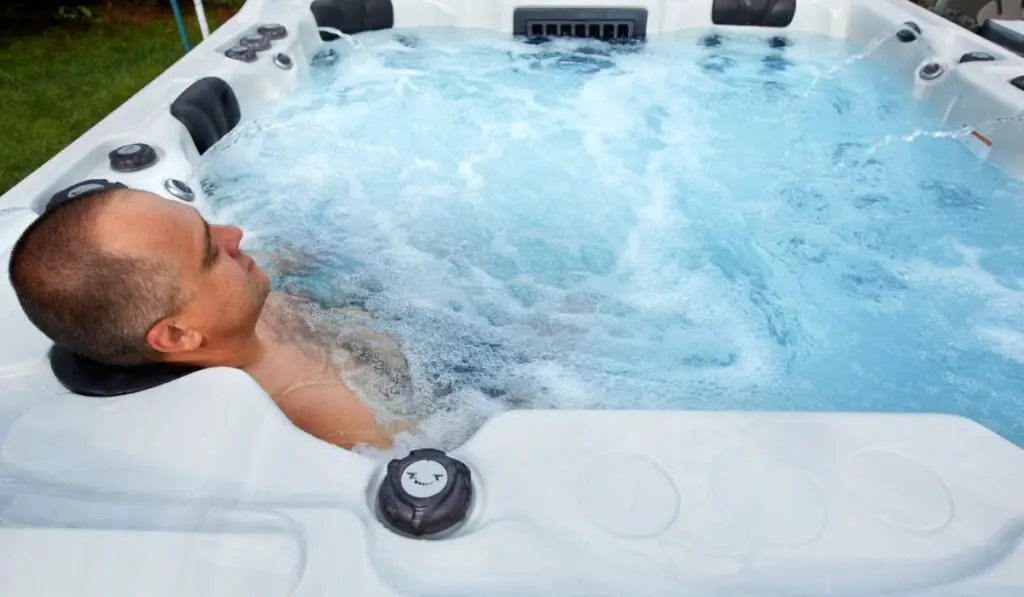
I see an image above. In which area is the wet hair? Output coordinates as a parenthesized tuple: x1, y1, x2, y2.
(8, 187, 187, 366)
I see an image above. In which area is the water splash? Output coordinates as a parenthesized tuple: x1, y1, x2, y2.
(865, 128, 971, 154)
(318, 26, 363, 50)
(865, 113, 1024, 154)
(803, 28, 899, 97)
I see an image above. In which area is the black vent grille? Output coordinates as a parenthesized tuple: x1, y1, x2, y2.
(513, 8, 648, 40)
(527, 20, 634, 40)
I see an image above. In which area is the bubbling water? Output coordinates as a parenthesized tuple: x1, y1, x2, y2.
(196, 28, 1024, 454)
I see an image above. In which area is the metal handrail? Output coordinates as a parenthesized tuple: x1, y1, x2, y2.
(168, 0, 211, 53)
(169, 0, 191, 52)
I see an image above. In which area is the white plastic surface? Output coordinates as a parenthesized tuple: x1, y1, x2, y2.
(1, 0, 1024, 595)
(1, 400, 1022, 596)
(0, 528, 303, 597)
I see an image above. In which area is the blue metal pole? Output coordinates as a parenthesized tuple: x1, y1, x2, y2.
(169, 0, 192, 52)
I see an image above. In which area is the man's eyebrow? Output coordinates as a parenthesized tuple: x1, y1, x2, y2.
(201, 218, 215, 269)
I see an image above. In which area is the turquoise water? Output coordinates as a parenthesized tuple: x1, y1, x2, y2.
(197, 28, 1024, 448)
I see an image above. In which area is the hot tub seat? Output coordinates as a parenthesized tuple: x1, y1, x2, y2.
(1, 0, 1024, 594)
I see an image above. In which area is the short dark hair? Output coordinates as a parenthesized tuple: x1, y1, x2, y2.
(8, 187, 187, 366)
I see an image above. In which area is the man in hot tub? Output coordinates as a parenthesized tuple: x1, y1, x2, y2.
(8, 183, 414, 450)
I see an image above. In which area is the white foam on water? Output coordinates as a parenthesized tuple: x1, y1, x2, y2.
(195, 28, 1024, 452)
(976, 325, 1024, 365)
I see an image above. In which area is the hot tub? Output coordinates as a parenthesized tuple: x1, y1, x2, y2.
(2, 0, 1024, 595)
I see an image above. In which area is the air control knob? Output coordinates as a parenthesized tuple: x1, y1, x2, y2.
(225, 45, 257, 62)
(239, 33, 271, 52)
(45, 179, 127, 212)
(257, 23, 288, 40)
(109, 143, 158, 172)
(376, 448, 473, 538)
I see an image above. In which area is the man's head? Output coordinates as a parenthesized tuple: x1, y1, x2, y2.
(8, 186, 270, 366)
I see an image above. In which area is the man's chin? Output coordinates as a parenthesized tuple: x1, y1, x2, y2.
(252, 265, 270, 288)
(256, 270, 272, 301)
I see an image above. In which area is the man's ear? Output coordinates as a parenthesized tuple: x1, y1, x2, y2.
(146, 318, 203, 355)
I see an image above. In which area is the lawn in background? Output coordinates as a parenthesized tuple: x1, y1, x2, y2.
(0, 7, 234, 196)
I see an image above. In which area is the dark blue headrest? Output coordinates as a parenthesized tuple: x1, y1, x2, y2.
(49, 344, 200, 398)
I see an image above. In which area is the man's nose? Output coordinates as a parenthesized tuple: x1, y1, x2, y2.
(217, 225, 244, 257)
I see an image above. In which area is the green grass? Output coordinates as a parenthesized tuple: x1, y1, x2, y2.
(0, 13, 231, 196)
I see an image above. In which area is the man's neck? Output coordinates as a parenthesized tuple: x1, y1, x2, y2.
(165, 332, 265, 370)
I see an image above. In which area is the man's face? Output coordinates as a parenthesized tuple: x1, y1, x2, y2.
(93, 190, 270, 355)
